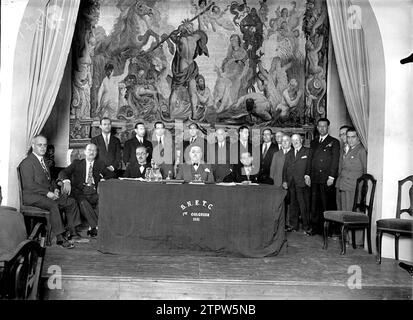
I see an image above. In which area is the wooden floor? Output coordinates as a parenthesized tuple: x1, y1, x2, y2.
(40, 231, 413, 300)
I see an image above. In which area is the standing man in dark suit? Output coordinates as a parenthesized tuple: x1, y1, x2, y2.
(19, 135, 81, 248)
(59, 143, 112, 238)
(91, 117, 121, 177)
(283, 134, 312, 233)
(151, 121, 175, 179)
(259, 128, 278, 177)
(209, 127, 232, 182)
(123, 122, 153, 167)
(123, 146, 153, 179)
(182, 122, 207, 163)
(270, 134, 292, 231)
(176, 145, 214, 183)
(230, 126, 253, 166)
(274, 131, 284, 151)
(306, 118, 340, 235)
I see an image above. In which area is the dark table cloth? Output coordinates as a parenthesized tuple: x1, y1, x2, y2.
(98, 180, 287, 257)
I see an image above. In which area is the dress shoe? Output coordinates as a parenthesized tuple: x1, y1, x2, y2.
(87, 227, 98, 238)
(56, 238, 74, 249)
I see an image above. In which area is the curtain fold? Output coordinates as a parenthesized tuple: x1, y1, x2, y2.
(326, 0, 370, 149)
(26, 0, 80, 146)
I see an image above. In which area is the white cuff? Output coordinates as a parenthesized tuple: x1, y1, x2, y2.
(328, 176, 335, 180)
(63, 179, 71, 184)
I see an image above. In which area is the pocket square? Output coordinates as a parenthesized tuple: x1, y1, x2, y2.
(301, 155, 308, 159)
(204, 168, 211, 173)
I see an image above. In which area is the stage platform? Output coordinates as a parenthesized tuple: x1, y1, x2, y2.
(40, 232, 412, 300)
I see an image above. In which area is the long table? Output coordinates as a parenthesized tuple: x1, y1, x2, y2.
(97, 180, 287, 258)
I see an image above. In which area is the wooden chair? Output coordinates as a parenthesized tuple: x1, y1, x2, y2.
(0, 222, 46, 299)
(376, 175, 413, 264)
(16, 166, 52, 246)
(323, 174, 377, 255)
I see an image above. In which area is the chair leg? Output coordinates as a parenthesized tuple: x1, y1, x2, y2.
(366, 226, 372, 254)
(351, 230, 356, 249)
(45, 216, 52, 246)
(340, 225, 347, 255)
(323, 221, 329, 250)
(376, 230, 382, 264)
(395, 233, 400, 261)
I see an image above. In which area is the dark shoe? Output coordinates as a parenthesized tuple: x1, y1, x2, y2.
(56, 239, 74, 249)
(87, 228, 98, 238)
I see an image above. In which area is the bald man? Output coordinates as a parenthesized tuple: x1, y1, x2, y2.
(282, 134, 312, 233)
(176, 145, 214, 183)
(59, 143, 113, 238)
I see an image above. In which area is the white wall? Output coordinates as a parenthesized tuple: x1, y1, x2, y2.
(0, 0, 30, 207)
(369, 0, 413, 261)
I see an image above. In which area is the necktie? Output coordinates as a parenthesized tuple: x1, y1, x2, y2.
(295, 149, 298, 157)
(139, 165, 145, 174)
(263, 143, 268, 156)
(190, 137, 195, 144)
(104, 135, 109, 150)
(40, 158, 50, 181)
(86, 162, 94, 185)
(319, 137, 323, 143)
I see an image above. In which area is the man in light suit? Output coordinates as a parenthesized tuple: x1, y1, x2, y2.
(123, 122, 153, 167)
(91, 117, 121, 177)
(19, 135, 81, 248)
(283, 134, 312, 233)
(306, 118, 340, 235)
(59, 143, 112, 238)
(336, 125, 351, 210)
(270, 134, 292, 230)
(176, 145, 214, 183)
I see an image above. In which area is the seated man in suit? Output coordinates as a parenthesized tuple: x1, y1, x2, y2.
(176, 145, 214, 183)
(224, 151, 274, 184)
(123, 122, 153, 167)
(59, 143, 112, 238)
(124, 146, 153, 179)
(282, 134, 312, 234)
(19, 135, 81, 249)
(91, 117, 121, 177)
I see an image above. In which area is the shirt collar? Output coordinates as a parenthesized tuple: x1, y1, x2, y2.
(86, 159, 94, 166)
(136, 135, 143, 142)
(32, 152, 44, 163)
(320, 134, 328, 141)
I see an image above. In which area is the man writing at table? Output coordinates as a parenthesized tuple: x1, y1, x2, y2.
(224, 151, 274, 184)
(176, 145, 214, 183)
(59, 143, 112, 238)
(124, 146, 153, 179)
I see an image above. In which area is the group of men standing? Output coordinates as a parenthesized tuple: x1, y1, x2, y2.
(18, 116, 366, 248)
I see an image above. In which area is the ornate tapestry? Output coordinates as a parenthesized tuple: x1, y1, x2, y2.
(69, 0, 329, 147)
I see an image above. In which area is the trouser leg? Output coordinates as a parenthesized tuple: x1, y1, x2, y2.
(288, 182, 299, 230)
(30, 197, 65, 236)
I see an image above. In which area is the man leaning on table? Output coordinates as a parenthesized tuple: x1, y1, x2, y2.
(124, 145, 153, 179)
(176, 145, 214, 183)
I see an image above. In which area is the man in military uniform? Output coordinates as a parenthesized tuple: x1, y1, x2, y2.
(305, 118, 340, 235)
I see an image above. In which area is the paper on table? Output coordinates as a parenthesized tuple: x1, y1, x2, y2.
(216, 182, 237, 186)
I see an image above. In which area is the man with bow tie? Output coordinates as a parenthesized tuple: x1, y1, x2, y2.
(123, 122, 153, 167)
(19, 135, 81, 248)
(59, 143, 112, 238)
(307, 118, 340, 235)
(176, 145, 214, 183)
(124, 146, 154, 179)
(282, 134, 312, 233)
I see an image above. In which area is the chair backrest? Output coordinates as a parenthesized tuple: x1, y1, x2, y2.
(396, 175, 413, 219)
(352, 174, 377, 220)
(16, 166, 24, 209)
